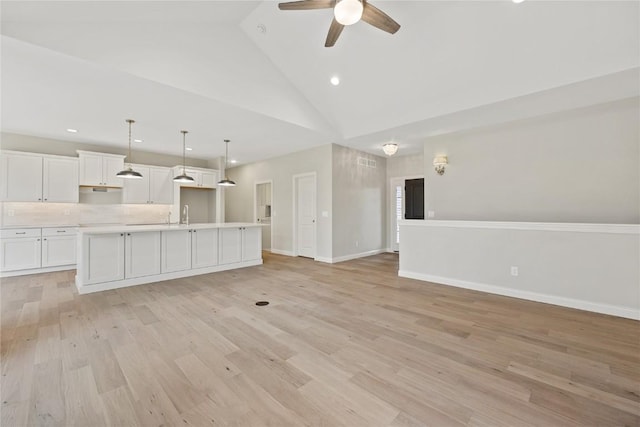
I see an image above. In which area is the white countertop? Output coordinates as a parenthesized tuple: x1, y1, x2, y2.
(78, 222, 260, 234)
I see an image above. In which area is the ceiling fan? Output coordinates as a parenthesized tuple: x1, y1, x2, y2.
(278, 0, 401, 47)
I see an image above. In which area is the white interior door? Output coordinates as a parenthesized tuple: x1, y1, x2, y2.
(255, 181, 272, 251)
(295, 174, 316, 258)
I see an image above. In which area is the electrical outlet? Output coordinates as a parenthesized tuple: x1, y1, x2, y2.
(510, 266, 519, 276)
(8, 209, 15, 217)
(427, 211, 435, 218)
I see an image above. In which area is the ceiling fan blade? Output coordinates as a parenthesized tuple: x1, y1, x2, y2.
(278, 0, 334, 10)
(361, 2, 401, 34)
(325, 18, 345, 47)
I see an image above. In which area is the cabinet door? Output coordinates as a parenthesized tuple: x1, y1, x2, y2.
(122, 166, 150, 204)
(200, 171, 217, 189)
(161, 230, 192, 273)
(103, 157, 125, 187)
(1, 237, 41, 272)
(191, 228, 218, 269)
(43, 157, 79, 202)
(1, 153, 43, 202)
(42, 235, 76, 267)
(125, 231, 161, 278)
(242, 227, 262, 261)
(149, 167, 173, 204)
(79, 154, 104, 186)
(219, 228, 242, 265)
(83, 233, 125, 285)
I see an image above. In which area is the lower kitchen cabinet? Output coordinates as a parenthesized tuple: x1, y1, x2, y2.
(42, 228, 76, 268)
(1, 233, 41, 272)
(191, 228, 218, 269)
(219, 226, 262, 265)
(161, 229, 192, 273)
(125, 231, 161, 278)
(83, 233, 125, 284)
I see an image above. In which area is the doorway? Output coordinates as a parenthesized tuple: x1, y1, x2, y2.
(293, 172, 316, 258)
(254, 180, 272, 251)
(389, 175, 424, 252)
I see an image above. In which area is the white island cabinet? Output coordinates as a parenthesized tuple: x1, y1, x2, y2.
(76, 223, 261, 294)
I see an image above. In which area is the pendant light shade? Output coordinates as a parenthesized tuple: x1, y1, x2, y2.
(173, 130, 195, 183)
(217, 139, 236, 187)
(116, 119, 143, 179)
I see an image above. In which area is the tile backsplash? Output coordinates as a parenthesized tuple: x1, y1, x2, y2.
(0, 202, 172, 227)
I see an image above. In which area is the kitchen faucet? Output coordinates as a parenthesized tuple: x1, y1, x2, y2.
(182, 204, 189, 226)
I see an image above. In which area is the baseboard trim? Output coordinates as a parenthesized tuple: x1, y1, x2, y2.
(1, 264, 76, 278)
(398, 270, 640, 320)
(270, 249, 294, 257)
(77, 259, 263, 295)
(316, 249, 387, 264)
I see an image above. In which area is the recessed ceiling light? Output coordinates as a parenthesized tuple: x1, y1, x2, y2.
(512, 0, 525, 3)
(185, 147, 193, 151)
(330, 76, 340, 86)
(230, 159, 237, 164)
(134, 139, 143, 143)
(66, 128, 78, 133)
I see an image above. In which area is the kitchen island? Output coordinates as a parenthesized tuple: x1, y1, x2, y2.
(76, 222, 262, 294)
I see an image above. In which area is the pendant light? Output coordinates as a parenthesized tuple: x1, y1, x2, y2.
(217, 139, 236, 187)
(116, 119, 143, 179)
(173, 130, 195, 183)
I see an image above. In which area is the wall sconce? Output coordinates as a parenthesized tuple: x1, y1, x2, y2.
(433, 155, 448, 175)
(382, 143, 398, 156)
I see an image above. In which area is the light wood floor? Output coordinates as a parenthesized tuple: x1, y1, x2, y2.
(1, 252, 639, 426)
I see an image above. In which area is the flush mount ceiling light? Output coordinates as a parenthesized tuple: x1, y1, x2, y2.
(512, 0, 525, 3)
(173, 130, 195, 183)
(382, 143, 398, 156)
(116, 119, 143, 179)
(218, 139, 236, 187)
(330, 76, 340, 86)
(334, 0, 363, 25)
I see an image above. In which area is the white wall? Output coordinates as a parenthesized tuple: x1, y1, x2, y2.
(423, 98, 640, 224)
(386, 152, 424, 179)
(225, 144, 333, 259)
(332, 145, 387, 261)
(399, 221, 640, 319)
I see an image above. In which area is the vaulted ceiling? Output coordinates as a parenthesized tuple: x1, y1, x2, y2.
(1, 1, 638, 164)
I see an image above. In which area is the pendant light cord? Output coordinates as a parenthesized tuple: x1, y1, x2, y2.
(126, 119, 135, 166)
(182, 130, 188, 174)
(224, 139, 230, 179)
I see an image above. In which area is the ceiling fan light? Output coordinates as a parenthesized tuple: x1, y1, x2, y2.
(334, 0, 363, 25)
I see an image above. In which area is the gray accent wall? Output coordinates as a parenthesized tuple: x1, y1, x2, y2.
(332, 144, 386, 259)
(423, 97, 640, 224)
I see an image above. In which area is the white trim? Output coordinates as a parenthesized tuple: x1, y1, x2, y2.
(1, 264, 75, 278)
(315, 249, 387, 264)
(270, 248, 294, 257)
(254, 179, 274, 251)
(398, 270, 640, 320)
(292, 172, 317, 258)
(76, 150, 125, 159)
(76, 259, 263, 294)
(399, 220, 640, 234)
(1, 150, 80, 161)
(389, 175, 424, 252)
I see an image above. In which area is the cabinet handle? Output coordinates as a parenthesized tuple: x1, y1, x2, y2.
(44, 198, 47, 201)
(43, 238, 47, 241)
(56, 230, 66, 233)
(37, 239, 40, 241)
(15, 232, 26, 235)
(38, 198, 41, 201)
(120, 233, 124, 236)
(127, 233, 131, 236)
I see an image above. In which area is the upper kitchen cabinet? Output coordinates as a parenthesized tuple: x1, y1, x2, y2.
(77, 150, 125, 187)
(0, 151, 78, 203)
(172, 166, 218, 189)
(122, 165, 173, 204)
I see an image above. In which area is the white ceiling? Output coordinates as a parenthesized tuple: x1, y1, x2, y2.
(1, 1, 639, 164)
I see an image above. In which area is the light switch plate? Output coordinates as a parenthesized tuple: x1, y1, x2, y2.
(322, 211, 329, 218)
